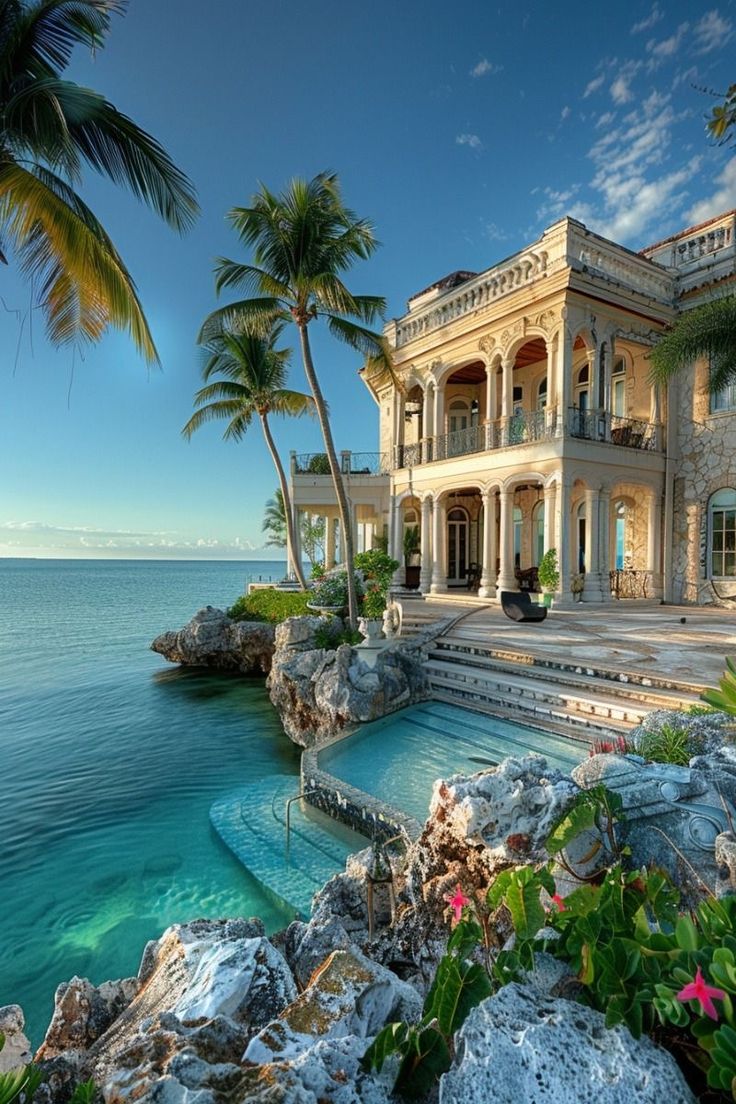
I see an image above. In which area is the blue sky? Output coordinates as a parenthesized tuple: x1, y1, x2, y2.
(2, 0, 734, 558)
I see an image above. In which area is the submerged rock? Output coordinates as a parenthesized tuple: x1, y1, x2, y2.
(439, 983, 696, 1103)
(151, 606, 275, 674)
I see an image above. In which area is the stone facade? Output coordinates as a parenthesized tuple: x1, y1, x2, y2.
(291, 209, 736, 606)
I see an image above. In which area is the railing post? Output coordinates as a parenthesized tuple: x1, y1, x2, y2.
(290, 449, 297, 475)
(341, 450, 351, 474)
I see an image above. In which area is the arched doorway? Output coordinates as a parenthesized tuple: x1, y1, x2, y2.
(447, 506, 469, 584)
(576, 499, 587, 573)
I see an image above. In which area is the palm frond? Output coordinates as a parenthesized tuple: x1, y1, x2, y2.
(181, 399, 252, 440)
(324, 313, 386, 358)
(649, 297, 736, 391)
(0, 0, 123, 84)
(197, 298, 285, 343)
(0, 160, 157, 360)
(267, 388, 317, 418)
(214, 257, 291, 300)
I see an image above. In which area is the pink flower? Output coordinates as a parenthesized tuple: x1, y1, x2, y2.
(550, 893, 567, 912)
(676, 965, 726, 1021)
(444, 884, 470, 925)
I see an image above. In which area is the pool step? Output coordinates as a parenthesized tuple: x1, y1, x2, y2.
(210, 775, 365, 919)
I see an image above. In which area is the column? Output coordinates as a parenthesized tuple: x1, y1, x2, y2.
(423, 382, 435, 462)
(647, 490, 664, 599)
(603, 336, 615, 413)
(496, 489, 517, 592)
(478, 491, 498, 598)
(430, 497, 446, 593)
(598, 488, 612, 602)
(389, 496, 403, 587)
(324, 514, 336, 569)
(582, 488, 605, 602)
(419, 496, 433, 593)
(501, 358, 514, 420)
(433, 383, 445, 440)
(484, 364, 496, 448)
(543, 483, 556, 553)
(292, 505, 303, 574)
(554, 474, 573, 605)
(556, 331, 573, 431)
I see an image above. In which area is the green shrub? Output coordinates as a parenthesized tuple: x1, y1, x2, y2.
(537, 548, 559, 591)
(227, 589, 312, 623)
(307, 453, 331, 474)
(637, 723, 696, 766)
(313, 623, 364, 650)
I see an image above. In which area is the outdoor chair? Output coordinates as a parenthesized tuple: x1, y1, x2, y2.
(500, 591, 548, 623)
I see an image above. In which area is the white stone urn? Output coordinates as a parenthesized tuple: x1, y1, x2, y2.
(358, 617, 385, 645)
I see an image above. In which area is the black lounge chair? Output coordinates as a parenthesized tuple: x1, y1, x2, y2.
(500, 591, 548, 623)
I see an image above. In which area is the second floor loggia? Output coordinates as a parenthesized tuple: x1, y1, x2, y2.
(390, 333, 663, 470)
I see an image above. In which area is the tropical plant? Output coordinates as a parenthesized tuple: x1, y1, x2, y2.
(702, 656, 736, 716)
(262, 490, 325, 566)
(354, 548, 398, 619)
(537, 548, 559, 592)
(306, 453, 331, 475)
(313, 621, 363, 650)
(227, 589, 311, 623)
(0, 1032, 97, 1104)
(403, 524, 420, 567)
(301, 513, 325, 566)
(310, 569, 364, 611)
(706, 82, 736, 146)
(183, 323, 313, 589)
(649, 296, 736, 392)
(0, 0, 198, 362)
(200, 171, 392, 629)
(637, 722, 699, 767)
(262, 489, 287, 548)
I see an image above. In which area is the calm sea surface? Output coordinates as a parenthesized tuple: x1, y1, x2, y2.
(0, 558, 298, 1046)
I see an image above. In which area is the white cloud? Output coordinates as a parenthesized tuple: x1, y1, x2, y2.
(456, 133, 483, 150)
(631, 4, 663, 34)
(610, 74, 634, 105)
(693, 10, 733, 54)
(483, 221, 508, 242)
(646, 22, 689, 64)
(560, 105, 571, 121)
(596, 111, 616, 130)
(0, 520, 172, 537)
(686, 157, 736, 224)
(583, 74, 605, 98)
(470, 58, 502, 78)
(0, 520, 263, 558)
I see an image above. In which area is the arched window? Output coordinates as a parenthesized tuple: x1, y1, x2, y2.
(536, 377, 548, 411)
(532, 501, 545, 566)
(709, 489, 736, 578)
(612, 357, 626, 417)
(576, 499, 587, 572)
(448, 399, 470, 434)
(576, 364, 589, 411)
(447, 507, 469, 583)
(614, 500, 626, 569)
(513, 506, 523, 568)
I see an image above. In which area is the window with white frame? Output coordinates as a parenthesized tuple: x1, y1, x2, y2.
(612, 357, 626, 417)
(709, 489, 736, 578)
(576, 364, 589, 410)
(711, 382, 736, 413)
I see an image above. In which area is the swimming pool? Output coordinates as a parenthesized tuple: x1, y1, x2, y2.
(319, 700, 585, 822)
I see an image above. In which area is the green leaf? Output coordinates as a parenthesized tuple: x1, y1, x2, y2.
(675, 915, 699, 952)
(423, 955, 492, 1037)
(486, 869, 514, 912)
(361, 1022, 411, 1073)
(394, 1025, 452, 1099)
(545, 801, 597, 855)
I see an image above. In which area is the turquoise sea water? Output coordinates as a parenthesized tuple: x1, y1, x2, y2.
(0, 558, 298, 1046)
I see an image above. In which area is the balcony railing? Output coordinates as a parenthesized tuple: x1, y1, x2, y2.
(568, 409, 661, 451)
(292, 451, 390, 476)
(394, 410, 558, 467)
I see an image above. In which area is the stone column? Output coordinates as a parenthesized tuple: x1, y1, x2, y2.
(419, 495, 433, 593)
(582, 488, 605, 602)
(604, 336, 615, 413)
(292, 505, 303, 572)
(478, 490, 498, 598)
(501, 358, 514, 420)
(389, 496, 403, 587)
(484, 364, 496, 448)
(433, 382, 445, 439)
(556, 330, 573, 432)
(325, 514, 336, 569)
(430, 497, 446, 593)
(597, 489, 612, 601)
(554, 475, 573, 605)
(543, 483, 556, 553)
(647, 490, 664, 598)
(496, 489, 517, 592)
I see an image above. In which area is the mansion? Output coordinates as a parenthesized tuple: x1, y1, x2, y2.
(289, 208, 736, 606)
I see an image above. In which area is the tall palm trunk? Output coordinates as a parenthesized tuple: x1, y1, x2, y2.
(297, 323, 359, 628)
(259, 412, 308, 590)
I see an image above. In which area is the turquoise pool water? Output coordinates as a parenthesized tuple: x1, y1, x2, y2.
(319, 700, 585, 822)
(0, 558, 299, 1046)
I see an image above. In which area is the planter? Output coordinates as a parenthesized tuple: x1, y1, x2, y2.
(542, 592, 554, 608)
(404, 565, 421, 589)
(306, 602, 345, 617)
(357, 617, 385, 645)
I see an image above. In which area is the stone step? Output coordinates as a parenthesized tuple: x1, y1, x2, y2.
(427, 646, 698, 712)
(210, 775, 366, 919)
(427, 672, 635, 738)
(433, 635, 706, 698)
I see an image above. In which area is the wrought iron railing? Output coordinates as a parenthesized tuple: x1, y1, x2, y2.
(568, 409, 660, 451)
(292, 451, 390, 475)
(609, 569, 653, 599)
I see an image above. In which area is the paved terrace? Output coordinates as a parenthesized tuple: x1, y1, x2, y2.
(404, 598, 736, 691)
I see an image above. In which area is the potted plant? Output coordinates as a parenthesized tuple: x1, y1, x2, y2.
(537, 548, 559, 608)
(353, 549, 399, 643)
(308, 569, 362, 615)
(358, 584, 387, 643)
(571, 572, 585, 602)
(403, 525, 421, 589)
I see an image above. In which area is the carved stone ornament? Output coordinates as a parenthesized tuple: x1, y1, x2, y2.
(478, 335, 496, 355)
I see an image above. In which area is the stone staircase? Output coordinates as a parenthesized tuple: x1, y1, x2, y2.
(425, 634, 704, 741)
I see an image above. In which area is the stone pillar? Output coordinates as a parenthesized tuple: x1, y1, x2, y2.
(292, 505, 303, 572)
(433, 382, 445, 439)
(496, 489, 517, 592)
(554, 475, 573, 605)
(598, 489, 612, 601)
(478, 490, 498, 598)
(556, 330, 573, 431)
(484, 364, 496, 448)
(543, 483, 556, 553)
(430, 497, 446, 593)
(419, 495, 433, 593)
(647, 490, 664, 599)
(389, 497, 403, 587)
(325, 514, 336, 569)
(604, 336, 615, 412)
(582, 488, 605, 602)
(501, 358, 514, 421)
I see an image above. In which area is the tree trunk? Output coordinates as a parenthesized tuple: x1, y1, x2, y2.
(259, 412, 308, 590)
(297, 323, 359, 628)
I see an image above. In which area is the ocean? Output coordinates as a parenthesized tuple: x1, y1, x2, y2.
(0, 558, 297, 1046)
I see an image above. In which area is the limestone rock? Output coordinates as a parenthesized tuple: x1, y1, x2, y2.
(244, 947, 421, 1066)
(238, 1034, 393, 1103)
(630, 708, 731, 758)
(151, 607, 275, 674)
(36, 978, 139, 1061)
(439, 983, 696, 1103)
(0, 1005, 31, 1072)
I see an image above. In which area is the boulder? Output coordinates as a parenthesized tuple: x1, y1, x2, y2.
(0, 1005, 31, 1072)
(439, 983, 696, 1103)
(244, 947, 421, 1065)
(238, 1034, 394, 1103)
(36, 978, 139, 1062)
(151, 607, 275, 674)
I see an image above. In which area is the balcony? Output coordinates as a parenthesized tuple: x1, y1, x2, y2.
(292, 451, 391, 476)
(395, 410, 558, 468)
(567, 409, 661, 451)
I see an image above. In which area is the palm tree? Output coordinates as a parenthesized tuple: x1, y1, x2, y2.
(199, 172, 390, 628)
(182, 324, 313, 590)
(263, 489, 325, 566)
(262, 489, 287, 549)
(649, 297, 736, 392)
(0, 0, 198, 363)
